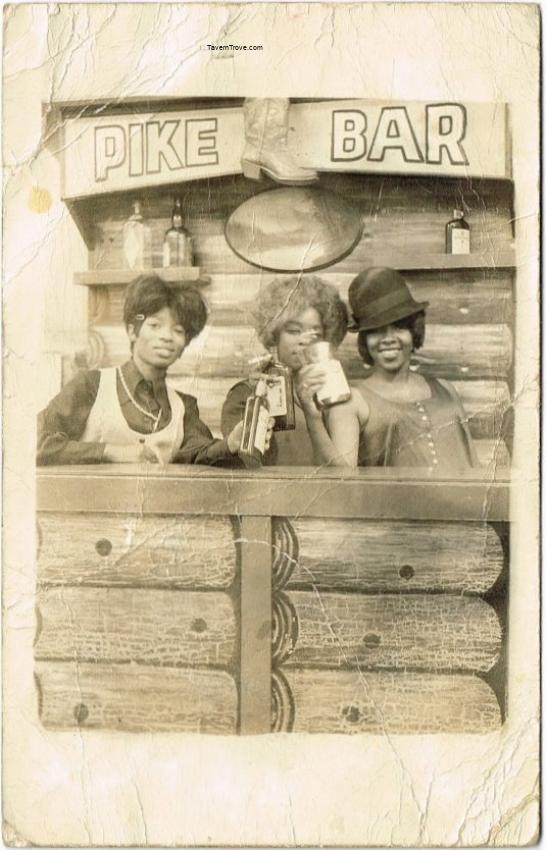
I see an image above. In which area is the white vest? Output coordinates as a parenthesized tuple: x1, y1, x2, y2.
(82, 368, 185, 464)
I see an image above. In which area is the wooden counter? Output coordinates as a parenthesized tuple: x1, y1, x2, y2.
(35, 466, 510, 736)
(37, 465, 509, 519)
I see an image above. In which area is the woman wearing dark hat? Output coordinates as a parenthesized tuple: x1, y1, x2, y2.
(324, 267, 478, 471)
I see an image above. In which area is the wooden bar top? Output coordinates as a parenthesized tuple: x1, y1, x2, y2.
(37, 466, 510, 521)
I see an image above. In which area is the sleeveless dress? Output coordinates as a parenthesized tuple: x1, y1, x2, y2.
(81, 368, 185, 464)
(354, 377, 477, 472)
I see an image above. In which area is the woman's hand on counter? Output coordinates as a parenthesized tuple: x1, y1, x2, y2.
(103, 442, 159, 464)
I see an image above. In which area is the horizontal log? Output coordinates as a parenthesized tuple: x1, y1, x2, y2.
(452, 380, 511, 439)
(190, 196, 513, 274)
(287, 520, 503, 593)
(93, 321, 512, 381)
(92, 323, 263, 376)
(37, 513, 237, 589)
(474, 438, 511, 469)
(283, 591, 501, 672)
(34, 663, 501, 736)
(35, 587, 236, 667)
(340, 324, 512, 380)
(35, 661, 237, 734)
(193, 228, 515, 276)
(162, 374, 510, 445)
(282, 669, 501, 734)
(346, 379, 511, 441)
(330, 270, 513, 325)
(89, 174, 514, 274)
(194, 212, 514, 276)
(91, 270, 514, 328)
(208, 269, 514, 326)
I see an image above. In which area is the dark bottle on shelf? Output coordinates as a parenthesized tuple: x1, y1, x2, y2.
(446, 209, 470, 254)
(162, 198, 193, 267)
(239, 378, 270, 468)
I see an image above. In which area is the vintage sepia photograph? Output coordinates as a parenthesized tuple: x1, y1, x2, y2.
(3, 3, 540, 846)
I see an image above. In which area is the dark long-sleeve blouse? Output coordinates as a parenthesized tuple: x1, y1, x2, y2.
(221, 379, 316, 466)
(37, 360, 232, 466)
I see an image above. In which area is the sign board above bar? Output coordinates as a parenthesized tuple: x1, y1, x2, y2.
(61, 100, 509, 199)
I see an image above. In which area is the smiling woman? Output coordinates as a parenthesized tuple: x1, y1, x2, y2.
(221, 274, 348, 465)
(37, 275, 245, 466)
(323, 267, 479, 471)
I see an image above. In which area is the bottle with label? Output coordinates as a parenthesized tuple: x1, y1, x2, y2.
(266, 348, 296, 431)
(162, 198, 193, 267)
(122, 200, 152, 270)
(239, 378, 270, 468)
(446, 209, 470, 254)
(303, 341, 351, 409)
(247, 352, 296, 431)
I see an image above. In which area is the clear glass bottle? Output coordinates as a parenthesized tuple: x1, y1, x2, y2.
(239, 378, 270, 468)
(303, 341, 351, 409)
(122, 200, 152, 269)
(162, 198, 193, 267)
(446, 209, 470, 254)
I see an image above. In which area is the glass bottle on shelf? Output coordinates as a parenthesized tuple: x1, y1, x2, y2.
(122, 200, 152, 270)
(162, 198, 193, 267)
(239, 378, 270, 468)
(446, 209, 470, 254)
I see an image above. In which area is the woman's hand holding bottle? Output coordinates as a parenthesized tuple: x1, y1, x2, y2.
(227, 418, 275, 456)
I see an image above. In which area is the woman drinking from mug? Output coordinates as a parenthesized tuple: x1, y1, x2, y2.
(221, 275, 348, 465)
(324, 267, 478, 472)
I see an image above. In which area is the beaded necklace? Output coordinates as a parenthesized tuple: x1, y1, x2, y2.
(117, 366, 161, 433)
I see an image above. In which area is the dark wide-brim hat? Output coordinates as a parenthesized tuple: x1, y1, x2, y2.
(347, 267, 429, 332)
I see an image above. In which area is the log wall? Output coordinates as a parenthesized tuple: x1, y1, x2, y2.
(38, 513, 237, 588)
(280, 670, 501, 735)
(39, 126, 514, 734)
(286, 519, 504, 593)
(70, 171, 515, 465)
(35, 662, 238, 734)
(35, 468, 509, 737)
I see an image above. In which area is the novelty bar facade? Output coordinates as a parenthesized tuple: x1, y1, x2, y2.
(35, 98, 513, 734)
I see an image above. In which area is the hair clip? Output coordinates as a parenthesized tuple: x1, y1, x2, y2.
(135, 314, 145, 321)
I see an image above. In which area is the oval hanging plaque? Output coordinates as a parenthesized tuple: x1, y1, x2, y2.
(225, 187, 362, 272)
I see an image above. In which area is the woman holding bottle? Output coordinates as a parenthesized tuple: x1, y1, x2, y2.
(324, 267, 478, 472)
(221, 275, 348, 466)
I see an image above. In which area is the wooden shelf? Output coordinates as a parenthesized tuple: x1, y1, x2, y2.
(75, 268, 208, 286)
(75, 251, 516, 287)
(367, 250, 516, 272)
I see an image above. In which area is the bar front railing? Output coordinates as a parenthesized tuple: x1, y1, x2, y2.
(35, 466, 510, 735)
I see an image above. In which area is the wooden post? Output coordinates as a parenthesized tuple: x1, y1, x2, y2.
(239, 515, 272, 735)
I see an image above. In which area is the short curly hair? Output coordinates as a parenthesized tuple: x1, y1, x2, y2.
(123, 274, 208, 344)
(357, 311, 426, 365)
(252, 275, 348, 349)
